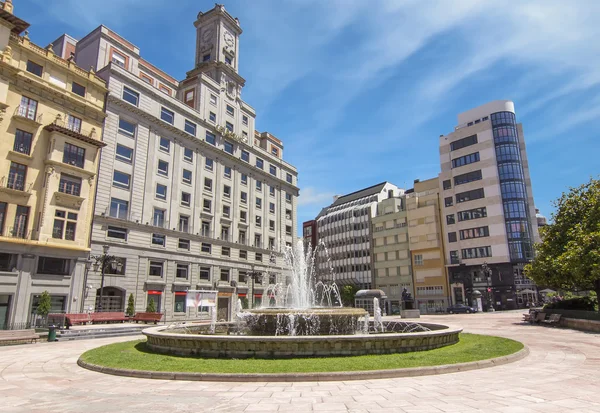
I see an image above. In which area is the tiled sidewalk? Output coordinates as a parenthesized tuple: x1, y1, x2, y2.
(1, 312, 599, 412)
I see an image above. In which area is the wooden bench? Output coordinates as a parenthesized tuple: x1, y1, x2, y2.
(522, 310, 536, 322)
(90, 312, 127, 324)
(132, 312, 163, 324)
(542, 313, 562, 326)
(0, 329, 39, 345)
(66, 313, 91, 326)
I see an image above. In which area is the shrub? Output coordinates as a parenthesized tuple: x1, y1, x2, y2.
(126, 294, 135, 317)
(146, 298, 157, 313)
(37, 291, 52, 317)
(544, 296, 597, 311)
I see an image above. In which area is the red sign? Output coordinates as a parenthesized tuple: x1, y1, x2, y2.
(175, 292, 187, 296)
(254, 294, 262, 298)
(237, 293, 247, 297)
(148, 290, 162, 295)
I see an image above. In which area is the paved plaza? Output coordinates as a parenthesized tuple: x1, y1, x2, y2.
(1, 312, 599, 413)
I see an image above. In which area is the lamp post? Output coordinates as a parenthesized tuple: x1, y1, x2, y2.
(481, 262, 494, 312)
(245, 265, 263, 309)
(90, 245, 123, 312)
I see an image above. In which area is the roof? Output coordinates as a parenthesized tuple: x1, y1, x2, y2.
(0, 8, 29, 34)
(329, 181, 389, 209)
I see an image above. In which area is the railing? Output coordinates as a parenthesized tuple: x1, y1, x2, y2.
(13, 105, 43, 123)
(58, 181, 81, 196)
(3, 226, 30, 239)
(0, 175, 31, 193)
(12, 141, 31, 156)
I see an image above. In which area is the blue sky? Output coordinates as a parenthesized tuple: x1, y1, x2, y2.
(19, 0, 600, 229)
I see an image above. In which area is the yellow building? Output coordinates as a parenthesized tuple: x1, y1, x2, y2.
(0, 1, 107, 326)
(406, 178, 450, 314)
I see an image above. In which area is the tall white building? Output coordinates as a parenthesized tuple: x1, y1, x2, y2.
(439, 100, 539, 310)
(53, 4, 299, 321)
(315, 182, 402, 289)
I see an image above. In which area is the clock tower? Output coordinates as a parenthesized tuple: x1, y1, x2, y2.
(194, 4, 242, 73)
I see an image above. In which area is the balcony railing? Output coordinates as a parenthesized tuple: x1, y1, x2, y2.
(13, 106, 43, 124)
(5, 226, 30, 239)
(0, 175, 32, 193)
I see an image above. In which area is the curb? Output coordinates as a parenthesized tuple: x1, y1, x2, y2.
(77, 344, 529, 382)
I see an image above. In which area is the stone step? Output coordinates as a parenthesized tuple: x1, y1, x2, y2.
(56, 328, 147, 341)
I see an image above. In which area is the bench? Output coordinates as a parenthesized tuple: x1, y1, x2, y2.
(132, 312, 163, 324)
(542, 313, 562, 326)
(66, 313, 91, 326)
(534, 312, 546, 323)
(0, 329, 39, 345)
(90, 312, 127, 324)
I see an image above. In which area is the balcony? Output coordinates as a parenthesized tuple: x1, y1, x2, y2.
(1, 226, 31, 240)
(54, 190, 85, 209)
(43, 117, 106, 148)
(0, 175, 32, 198)
(12, 106, 43, 126)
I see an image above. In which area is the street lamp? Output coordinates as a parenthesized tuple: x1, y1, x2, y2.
(245, 265, 263, 309)
(481, 262, 494, 312)
(90, 245, 123, 312)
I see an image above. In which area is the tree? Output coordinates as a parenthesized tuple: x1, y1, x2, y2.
(146, 297, 157, 313)
(340, 285, 359, 307)
(126, 294, 135, 317)
(525, 177, 600, 311)
(37, 291, 52, 317)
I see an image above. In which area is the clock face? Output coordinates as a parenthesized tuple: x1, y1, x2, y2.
(224, 32, 234, 47)
(202, 29, 213, 43)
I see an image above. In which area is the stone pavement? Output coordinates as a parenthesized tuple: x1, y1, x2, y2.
(1, 312, 599, 413)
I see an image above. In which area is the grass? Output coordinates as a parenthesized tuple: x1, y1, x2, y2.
(79, 333, 523, 374)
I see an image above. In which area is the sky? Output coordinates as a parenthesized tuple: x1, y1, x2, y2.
(18, 0, 600, 231)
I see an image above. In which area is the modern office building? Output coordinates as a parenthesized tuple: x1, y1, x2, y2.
(52, 4, 298, 321)
(0, 1, 107, 326)
(371, 193, 411, 315)
(314, 182, 401, 289)
(406, 178, 450, 314)
(439, 100, 539, 310)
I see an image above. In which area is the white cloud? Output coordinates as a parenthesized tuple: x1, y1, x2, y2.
(297, 187, 336, 207)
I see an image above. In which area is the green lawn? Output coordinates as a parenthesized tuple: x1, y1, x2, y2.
(79, 333, 523, 374)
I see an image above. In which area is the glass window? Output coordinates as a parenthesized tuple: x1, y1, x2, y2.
(241, 192, 247, 203)
(223, 185, 231, 198)
(183, 148, 193, 162)
(241, 150, 250, 162)
(203, 199, 212, 212)
(174, 294, 186, 313)
(456, 188, 484, 203)
(112, 170, 130, 189)
(269, 220, 275, 231)
(225, 121, 233, 132)
(110, 198, 129, 219)
(269, 202, 275, 213)
(224, 166, 232, 178)
(116, 144, 133, 163)
(185, 120, 196, 135)
(256, 181, 262, 191)
(182, 169, 192, 184)
(241, 174, 247, 185)
(118, 118, 136, 137)
(200, 267, 210, 280)
(204, 178, 212, 191)
(159, 137, 170, 153)
(181, 192, 191, 206)
(63, 143, 85, 168)
(256, 197, 262, 209)
(72, 82, 86, 97)
(152, 233, 166, 246)
(242, 115, 248, 125)
(111, 51, 126, 67)
(223, 205, 231, 217)
(67, 115, 82, 133)
(149, 261, 163, 276)
(209, 112, 216, 123)
(286, 173, 292, 184)
(203, 54, 211, 62)
(443, 180, 451, 190)
(446, 214, 455, 225)
(206, 132, 216, 145)
(454, 170, 482, 186)
(7, 162, 26, 191)
(158, 160, 169, 176)
(269, 165, 277, 176)
(451, 152, 480, 169)
(224, 141, 234, 154)
(26, 60, 43, 77)
(448, 232, 457, 243)
(107, 226, 127, 240)
(178, 215, 189, 232)
(59, 174, 81, 196)
(285, 192, 292, 203)
(210, 94, 217, 105)
(176, 263, 189, 279)
(450, 134, 477, 151)
(37, 257, 70, 275)
(122, 86, 139, 106)
(269, 186, 275, 196)
(13, 129, 33, 155)
(256, 158, 263, 169)
(18, 96, 38, 120)
(156, 184, 167, 200)
(201, 243, 211, 253)
(226, 105, 234, 116)
(205, 158, 213, 171)
(153, 208, 165, 227)
(178, 239, 190, 250)
(161, 107, 174, 124)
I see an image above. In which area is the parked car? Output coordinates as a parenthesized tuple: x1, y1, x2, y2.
(446, 304, 478, 314)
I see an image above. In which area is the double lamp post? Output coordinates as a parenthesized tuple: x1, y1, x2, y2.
(481, 261, 494, 312)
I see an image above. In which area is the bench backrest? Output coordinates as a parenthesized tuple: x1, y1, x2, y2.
(535, 312, 546, 322)
(135, 312, 163, 320)
(92, 312, 125, 318)
(0, 329, 36, 337)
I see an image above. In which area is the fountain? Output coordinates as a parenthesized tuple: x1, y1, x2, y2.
(143, 239, 461, 358)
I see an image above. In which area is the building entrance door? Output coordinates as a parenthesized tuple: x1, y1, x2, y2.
(0, 295, 11, 329)
(217, 297, 229, 321)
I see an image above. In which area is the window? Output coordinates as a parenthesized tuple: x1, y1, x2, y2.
(152, 233, 166, 246)
(226, 105, 235, 116)
(224, 141, 234, 154)
(269, 165, 277, 176)
(269, 237, 276, 250)
(176, 263, 189, 279)
(255, 216, 262, 227)
(153, 208, 165, 227)
(157, 160, 169, 176)
(37, 257, 70, 275)
(7, 162, 26, 191)
(225, 121, 233, 132)
(222, 246, 230, 257)
(241, 150, 250, 162)
(13, 129, 33, 155)
(256, 158, 264, 169)
(72, 82, 86, 97)
(107, 226, 127, 240)
(255, 253, 262, 262)
(286, 173, 292, 184)
(240, 210, 247, 222)
(444, 197, 453, 207)
(59, 174, 82, 196)
(67, 115, 82, 133)
(256, 197, 262, 209)
(181, 192, 191, 207)
(204, 178, 212, 191)
(118, 118, 136, 137)
(178, 239, 190, 250)
(63, 143, 85, 168)
(240, 191, 247, 203)
(446, 214, 455, 225)
(461, 246, 492, 260)
(26, 60, 43, 77)
(52, 210, 77, 241)
(242, 115, 248, 125)
(159, 84, 171, 95)
(161, 107, 174, 124)
(269, 202, 275, 213)
(241, 174, 248, 185)
(225, 55, 232, 65)
(451, 152, 480, 168)
(140, 73, 153, 84)
(183, 148, 193, 162)
(174, 293, 186, 313)
(116, 144, 133, 163)
(448, 232, 457, 243)
(111, 50, 126, 67)
(210, 94, 217, 105)
(201, 243, 211, 253)
(156, 184, 167, 200)
(269, 186, 275, 196)
(209, 112, 216, 123)
(254, 234, 261, 247)
(178, 215, 189, 232)
(443, 180, 451, 190)
(205, 158, 214, 171)
(456, 188, 484, 203)
(203, 54, 211, 62)
(450, 134, 478, 151)
(203, 199, 212, 212)
(271, 147, 279, 157)
(122, 87, 139, 106)
(112, 170, 131, 189)
(220, 268, 230, 282)
(457, 207, 487, 222)
(206, 132, 216, 145)
(110, 198, 128, 219)
(182, 169, 192, 184)
(256, 181, 262, 191)
(159, 137, 170, 153)
(200, 267, 210, 280)
(224, 166, 232, 178)
(454, 170, 482, 186)
(184, 120, 196, 135)
(223, 185, 231, 198)
(414, 255, 423, 266)
(149, 261, 163, 277)
(18, 96, 38, 120)
(240, 250, 247, 260)
(285, 192, 292, 203)
(286, 225, 292, 236)
(450, 251, 459, 264)
(460, 226, 490, 240)
(223, 205, 231, 218)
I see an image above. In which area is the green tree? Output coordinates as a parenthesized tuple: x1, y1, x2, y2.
(146, 297, 157, 313)
(37, 291, 52, 317)
(525, 177, 600, 311)
(126, 294, 135, 316)
(340, 285, 358, 307)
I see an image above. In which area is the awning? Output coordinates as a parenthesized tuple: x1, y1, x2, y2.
(148, 290, 162, 295)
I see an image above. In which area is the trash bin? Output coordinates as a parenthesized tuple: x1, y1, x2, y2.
(47, 325, 57, 342)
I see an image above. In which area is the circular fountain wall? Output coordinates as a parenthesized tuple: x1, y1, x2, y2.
(143, 322, 462, 359)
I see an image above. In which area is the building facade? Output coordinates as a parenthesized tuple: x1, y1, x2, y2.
(55, 5, 298, 321)
(0, 1, 107, 326)
(439, 100, 539, 310)
(315, 182, 401, 289)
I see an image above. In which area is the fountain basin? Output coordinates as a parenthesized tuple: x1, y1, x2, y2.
(143, 322, 462, 359)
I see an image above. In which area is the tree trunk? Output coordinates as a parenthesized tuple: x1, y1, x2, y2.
(594, 278, 600, 313)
